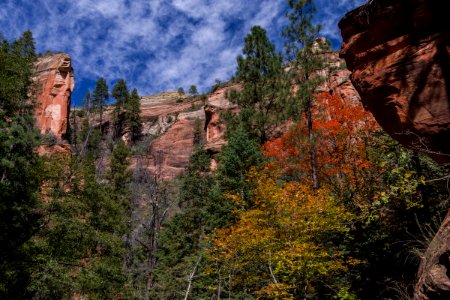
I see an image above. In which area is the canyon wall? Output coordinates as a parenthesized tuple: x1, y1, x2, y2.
(34, 53, 74, 138)
(339, 0, 450, 165)
(339, 1, 450, 299)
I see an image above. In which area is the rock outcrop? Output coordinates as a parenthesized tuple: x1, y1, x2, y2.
(137, 92, 205, 179)
(339, 0, 450, 165)
(34, 53, 74, 138)
(339, 1, 450, 299)
(146, 109, 205, 180)
(204, 84, 240, 155)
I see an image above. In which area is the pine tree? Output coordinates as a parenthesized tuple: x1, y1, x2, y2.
(125, 88, 142, 144)
(92, 77, 109, 130)
(188, 85, 198, 95)
(0, 31, 41, 299)
(111, 79, 129, 138)
(283, 0, 323, 188)
(152, 149, 220, 299)
(216, 127, 263, 207)
(226, 25, 286, 144)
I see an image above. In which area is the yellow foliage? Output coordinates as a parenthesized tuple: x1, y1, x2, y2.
(210, 171, 356, 297)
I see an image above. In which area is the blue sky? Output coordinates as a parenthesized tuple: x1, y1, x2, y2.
(0, 0, 365, 106)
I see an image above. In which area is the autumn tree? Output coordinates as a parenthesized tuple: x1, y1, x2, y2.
(211, 170, 356, 299)
(226, 25, 286, 144)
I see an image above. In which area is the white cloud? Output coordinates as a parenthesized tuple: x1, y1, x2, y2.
(0, 0, 366, 102)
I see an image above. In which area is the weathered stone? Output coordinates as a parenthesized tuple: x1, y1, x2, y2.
(146, 108, 205, 180)
(339, 1, 450, 299)
(34, 53, 74, 138)
(204, 84, 239, 155)
(339, 0, 450, 165)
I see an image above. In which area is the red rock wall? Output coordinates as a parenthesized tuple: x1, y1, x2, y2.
(339, 1, 450, 299)
(339, 0, 450, 165)
(34, 53, 74, 138)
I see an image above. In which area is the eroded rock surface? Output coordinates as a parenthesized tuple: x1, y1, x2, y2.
(146, 109, 205, 180)
(136, 92, 205, 179)
(339, 0, 450, 165)
(204, 84, 239, 155)
(34, 53, 74, 138)
(339, 1, 450, 299)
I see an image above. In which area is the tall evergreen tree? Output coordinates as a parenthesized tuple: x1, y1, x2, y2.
(216, 127, 263, 207)
(92, 77, 109, 130)
(111, 79, 129, 138)
(0, 31, 41, 299)
(283, 0, 323, 188)
(125, 88, 142, 144)
(226, 26, 286, 144)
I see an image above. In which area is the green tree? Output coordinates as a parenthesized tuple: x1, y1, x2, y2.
(177, 87, 185, 95)
(125, 88, 142, 143)
(29, 156, 131, 300)
(108, 140, 131, 195)
(152, 149, 233, 299)
(92, 77, 109, 129)
(283, 0, 324, 188)
(226, 26, 286, 144)
(111, 79, 129, 138)
(82, 91, 92, 112)
(217, 127, 263, 207)
(188, 85, 198, 95)
(0, 31, 42, 299)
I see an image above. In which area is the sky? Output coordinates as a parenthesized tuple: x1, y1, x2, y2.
(0, 0, 366, 106)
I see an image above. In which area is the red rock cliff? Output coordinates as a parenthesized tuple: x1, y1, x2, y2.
(339, 0, 450, 165)
(34, 53, 74, 138)
(339, 1, 450, 299)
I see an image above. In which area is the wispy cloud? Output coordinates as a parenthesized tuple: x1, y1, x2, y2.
(0, 0, 365, 104)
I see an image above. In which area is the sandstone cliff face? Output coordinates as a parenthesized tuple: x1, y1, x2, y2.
(34, 53, 74, 138)
(204, 84, 240, 155)
(137, 92, 205, 179)
(339, 0, 450, 165)
(339, 1, 450, 299)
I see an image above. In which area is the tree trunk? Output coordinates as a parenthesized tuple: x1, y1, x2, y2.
(307, 101, 319, 189)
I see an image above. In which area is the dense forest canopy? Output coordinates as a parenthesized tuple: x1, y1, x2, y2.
(1, 1, 449, 299)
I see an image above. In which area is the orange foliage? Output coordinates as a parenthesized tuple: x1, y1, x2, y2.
(263, 92, 379, 187)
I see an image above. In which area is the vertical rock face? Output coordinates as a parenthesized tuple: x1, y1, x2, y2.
(339, 0, 450, 165)
(136, 92, 205, 179)
(204, 84, 240, 155)
(34, 53, 74, 138)
(339, 1, 450, 299)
